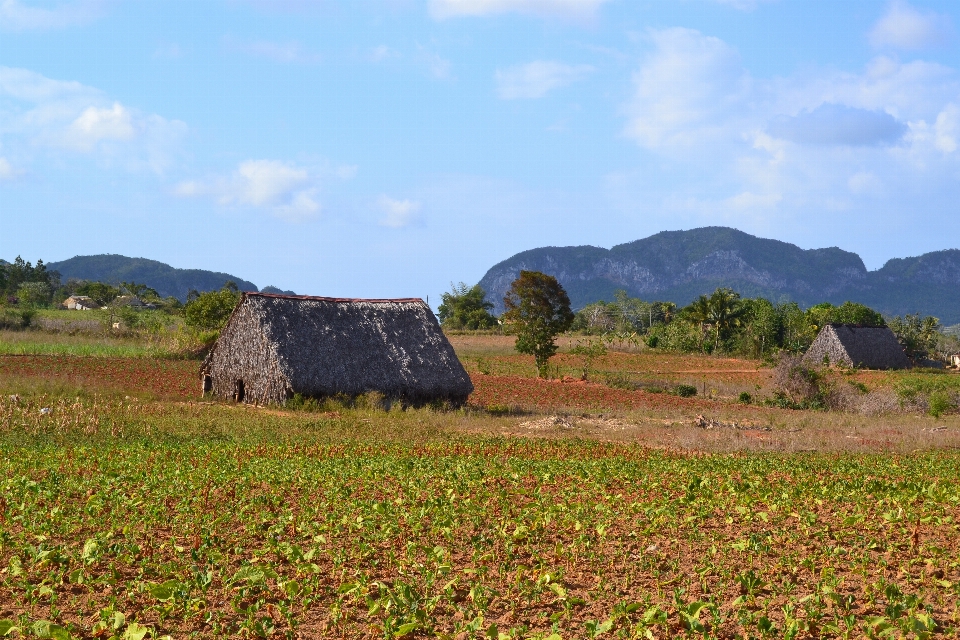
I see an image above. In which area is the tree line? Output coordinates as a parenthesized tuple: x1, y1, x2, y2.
(440, 273, 954, 376)
(0, 256, 245, 333)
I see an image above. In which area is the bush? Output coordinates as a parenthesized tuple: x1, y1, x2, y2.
(772, 355, 823, 406)
(645, 319, 702, 353)
(0, 307, 35, 330)
(486, 404, 514, 416)
(603, 372, 636, 390)
(674, 384, 697, 398)
(738, 392, 752, 404)
(928, 392, 954, 418)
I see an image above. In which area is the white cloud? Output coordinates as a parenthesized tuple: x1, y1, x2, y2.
(934, 103, 960, 153)
(870, 1, 951, 50)
(0, 0, 104, 31)
(0, 66, 186, 172)
(614, 27, 960, 258)
(429, 0, 609, 21)
(0, 157, 14, 180)
(848, 171, 882, 195)
(624, 28, 749, 150)
(378, 196, 421, 228)
(64, 102, 136, 150)
(174, 159, 354, 222)
(495, 61, 593, 99)
(416, 47, 453, 79)
(234, 160, 309, 206)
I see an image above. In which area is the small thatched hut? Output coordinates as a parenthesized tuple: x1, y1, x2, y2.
(803, 324, 911, 370)
(200, 293, 473, 406)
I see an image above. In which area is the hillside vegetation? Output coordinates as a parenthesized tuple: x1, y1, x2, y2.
(478, 227, 960, 323)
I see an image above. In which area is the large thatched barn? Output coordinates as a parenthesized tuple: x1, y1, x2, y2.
(200, 293, 473, 406)
(803, 324, 911, 370)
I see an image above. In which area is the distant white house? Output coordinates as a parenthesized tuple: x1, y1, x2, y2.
(951, 353, 960, 368)
(63, 295, 97, 310)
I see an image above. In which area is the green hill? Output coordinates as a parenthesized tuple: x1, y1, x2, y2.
(48, 255, 260, 302)
(478, 227, 960, 323)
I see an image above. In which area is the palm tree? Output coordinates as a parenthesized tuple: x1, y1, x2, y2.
(686, 295, 712, 352)
(707, 288, 744, 352)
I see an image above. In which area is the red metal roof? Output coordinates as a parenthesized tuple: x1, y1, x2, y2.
(245, 292, 426, 304)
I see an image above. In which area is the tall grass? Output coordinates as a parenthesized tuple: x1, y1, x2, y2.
(0, 330, 176, 358)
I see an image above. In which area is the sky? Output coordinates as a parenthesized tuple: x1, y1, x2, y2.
(1, 0, 959, 300)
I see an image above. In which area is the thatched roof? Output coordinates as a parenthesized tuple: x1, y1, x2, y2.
(803, 324, 911, 370)
(202, 292, 473, 405)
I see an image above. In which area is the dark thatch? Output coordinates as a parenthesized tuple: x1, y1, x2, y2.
(200, 293, 473, 406)
(802, 324, 911, 370)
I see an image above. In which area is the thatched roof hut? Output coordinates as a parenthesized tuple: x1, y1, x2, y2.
(803, 324, 911, 370)
(200, 293, 473, 406)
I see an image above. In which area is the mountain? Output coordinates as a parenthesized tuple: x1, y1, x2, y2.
(478, 227, 960, 323)
(48, 255, 260, 302)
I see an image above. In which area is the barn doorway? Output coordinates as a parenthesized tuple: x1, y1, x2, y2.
(234, 379, 245, 402)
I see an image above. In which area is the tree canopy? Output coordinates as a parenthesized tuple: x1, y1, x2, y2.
(502, 271, 574, 377)
(183, 283, 241, 331)
(438, 283, 497, 330)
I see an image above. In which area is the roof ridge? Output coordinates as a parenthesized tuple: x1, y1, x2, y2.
(246, 292, 425, 304)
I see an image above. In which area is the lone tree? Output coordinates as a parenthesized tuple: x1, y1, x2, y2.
(502, 271, 574, 377)
(438, 282, 497, 330)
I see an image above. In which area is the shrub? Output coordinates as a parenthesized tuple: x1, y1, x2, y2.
(772, 355, 823, 405)
(486, 404, 513, 416)
(928, 392, 954, 418)
(737, 392, 752, 404)
(0, 307, 35, 329)
(603, 372, 636, 390)
(674, 384, 697, 398)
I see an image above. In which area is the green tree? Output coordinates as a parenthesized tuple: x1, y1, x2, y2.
(830, 301, 885, 327)
(888, 314, 941, 361)
(737, 297, 779, 357)
(17, 281, 52, 307)
(502, 271, 574, 377)
(777, 302, 817, 353)
(183, 282, 241, 331)
(806, 301, 884, 330)
(683, 294, 712, 351)
(437, 283, 497, 330)
(707, 287, 745, 351)
(119, 281, 161, 302)
(2, 256, 59, 300)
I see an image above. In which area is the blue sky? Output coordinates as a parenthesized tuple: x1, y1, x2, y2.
(2, 0, 959, 300)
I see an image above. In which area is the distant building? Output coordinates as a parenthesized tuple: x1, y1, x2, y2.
(111, 295, 146, 308)
(200, 293, 473, 406)
(950, 353, 960, 368)
(803, 324, 912, 370)
(63, 295, 97, 310)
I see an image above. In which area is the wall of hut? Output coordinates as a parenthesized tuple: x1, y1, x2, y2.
(202, 302, 291, 404)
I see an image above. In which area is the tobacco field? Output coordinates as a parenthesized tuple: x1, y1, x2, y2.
(0, 394, 958, 639)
